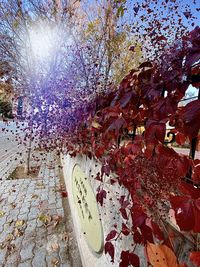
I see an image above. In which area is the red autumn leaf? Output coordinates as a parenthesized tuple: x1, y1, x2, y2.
(192, 205, 200, 233)
(176, 156, 191, 177)
(61, 191, 68, 198)
(140, 224, 154, 243)
(176, 132, 186, 145)
(195, 198, 200, 211)
(146, 219, 164, 241)
(179, 100, 200, 140)
(124, 142, 142, 156)
(179, 182, 200, 199)
(145, 121, 166, 145)
(105, 241, 115, 263)
(101, 163, 110, 176)
(133, 230, 143, 244)
(120, 251, 129, 267)
(119, 196, 130, 208)
(94, 145, 105, 158)
(170, 196, 195, 231)
(95, 172, 102, 182)
(96, 189, 106, 206)
(122, 223, 130, 236)
(119, 207, 128, 220)
(192, 164, 200, 183)
(120, 251, 140, 267)
(131, 206, 147, 228)
(129, 253, 140, 267)
(105, 230, 118, 241)
(190, 251, 200, 266)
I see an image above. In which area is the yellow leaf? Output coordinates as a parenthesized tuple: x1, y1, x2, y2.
(0, 211, 5, 217)
(15, 220, 24, 227)
(146, 242, 178, 267)
(91, 121, 102, 129)
(38, 214, 51, 224)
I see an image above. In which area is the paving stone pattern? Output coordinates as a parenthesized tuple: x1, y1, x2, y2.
(0, 152, 71, 267)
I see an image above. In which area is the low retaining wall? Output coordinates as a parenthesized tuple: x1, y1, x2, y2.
(61, 154, 146, 267)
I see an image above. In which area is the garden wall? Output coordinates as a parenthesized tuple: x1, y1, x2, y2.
(61, 154, 146, 267)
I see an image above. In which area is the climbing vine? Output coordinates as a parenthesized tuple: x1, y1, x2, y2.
(51, 26, 200, 266)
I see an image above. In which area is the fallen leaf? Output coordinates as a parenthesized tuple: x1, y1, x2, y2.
(7, 244, 16, 253)
(47, 235, 59, 253)
(146, 242, 178, 267)
(13, 228, 24, 237)
(39, 213, 51, 225)
(0, 211, 5, 217)
(51, 215, 62, 228)
(15, 220, 24, 227)
(36, 182, 45, 189)
(51, 258, 59, 267)
(0, 243, 5, 249)
(51, 242, 59, 252)
(10, 203, 17, 209)
(5, 233, 14, 242)
(31, 194, 39, 199)
(61, 232, 68, 242)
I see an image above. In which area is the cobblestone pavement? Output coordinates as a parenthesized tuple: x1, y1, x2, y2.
(0, 152, 71, 267)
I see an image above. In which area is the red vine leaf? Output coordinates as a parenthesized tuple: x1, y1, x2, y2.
(131, 206, 147, 228)
(179, 182, 200, 199)
(105, 241, 115, 263)
(105, 230, 118, 241)
(96, 189, 106, 206)
(189, 251, 200, 267)
(120, 251, 140, 267)
(121, 223, 130, 236)
(175, 133, 186, 145)
(146, 218, 164, 241)
(170, 196, 195, 231)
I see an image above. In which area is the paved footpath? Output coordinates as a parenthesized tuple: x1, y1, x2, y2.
(0, 152, 72, 267)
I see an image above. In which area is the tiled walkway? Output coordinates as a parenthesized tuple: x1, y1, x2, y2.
(0, 152, 71, 267)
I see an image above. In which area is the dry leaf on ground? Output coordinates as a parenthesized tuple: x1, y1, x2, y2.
(38, 213, 52, 226)
(51, 257, 59, 267)
(0, 211, 5, 217)
(15, 220, 25, 227)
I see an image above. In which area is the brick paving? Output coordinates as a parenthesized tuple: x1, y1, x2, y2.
(0, 152, 71, 267)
